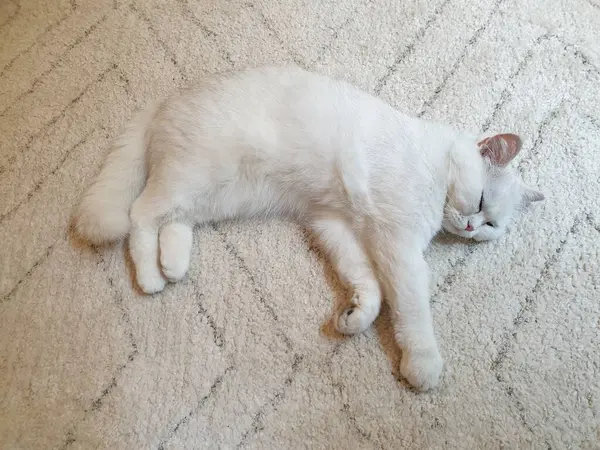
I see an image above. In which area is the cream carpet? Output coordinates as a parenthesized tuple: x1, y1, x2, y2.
(1, 0, 599, 448)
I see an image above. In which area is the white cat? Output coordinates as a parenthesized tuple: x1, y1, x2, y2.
(73, 66, 543, 391)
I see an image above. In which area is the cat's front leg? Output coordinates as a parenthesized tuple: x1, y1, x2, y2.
(310, 217, 381, 335)
(369, 230, 443, 391)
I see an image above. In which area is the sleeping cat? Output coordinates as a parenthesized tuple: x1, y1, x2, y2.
(73, 66, 544, 391)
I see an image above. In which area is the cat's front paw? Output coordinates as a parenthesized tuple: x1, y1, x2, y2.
(336, 306, 368, 335)
(335, 293, 380, 335)
(400, 347, 444, 391)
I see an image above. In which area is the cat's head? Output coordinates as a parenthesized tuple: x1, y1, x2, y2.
(442, 133, 544, 241)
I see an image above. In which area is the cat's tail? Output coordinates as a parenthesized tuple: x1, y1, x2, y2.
(73, 103, 157, 245)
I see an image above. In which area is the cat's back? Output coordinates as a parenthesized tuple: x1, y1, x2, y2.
(159, 66, 393, 143)
(149, 66, 401, 177)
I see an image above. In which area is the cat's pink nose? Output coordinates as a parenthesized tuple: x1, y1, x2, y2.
(465, 222, 474, 232)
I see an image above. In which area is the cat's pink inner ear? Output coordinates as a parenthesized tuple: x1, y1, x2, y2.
(478, 133, 522, 166)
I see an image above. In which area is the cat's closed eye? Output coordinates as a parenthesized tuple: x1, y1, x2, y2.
(485, 222, 495, 227)
(478, 193, 484, 212)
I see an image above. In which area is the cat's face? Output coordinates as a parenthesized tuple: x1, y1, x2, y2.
(442, 133, 544, 241)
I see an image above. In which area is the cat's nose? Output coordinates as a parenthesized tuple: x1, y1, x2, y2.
(465, 222, 474, 232)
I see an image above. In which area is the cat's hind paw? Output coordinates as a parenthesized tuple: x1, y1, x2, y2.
(400, 347, 444, 391)
(161, 255, 190, 282)
(159, 223, 193, 282)
(137, 271, 167, 294)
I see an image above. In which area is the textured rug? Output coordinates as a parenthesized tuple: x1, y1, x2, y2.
(1, 0, 599, 448)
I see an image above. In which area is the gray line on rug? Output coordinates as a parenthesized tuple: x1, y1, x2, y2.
(128, 2, 186, 80)
(586, 213, 600, 233)
(0, 0, 79, 77)
(340, 403, 386, 449)
(195, 292, 225, 348)
(418, 0, 505, 118)
(172, 0, 237, 68)
(60, 347, 140, 449)
(491, 216, 581, 374)
(431, 243, 477, 301)
(0, 63, 118, 176)
(587, 0, 600, 10)
(156, 365, 235, 450)
(173, 0, 218, 39)
(60, 247, 141, 449)
(502, 384, 536, 436)
(115, 66, 132, 96)
(1, 122, 120, 302)
(374, 0, 451, 95)
(482, 32, 551, 132)
(325, 342, 391, 449)
(0, 1, 20, 30)
(583, 113, 600, 129)
(315, 0, 374, 64)
(1, 239, 60, 302)
(489, 217, 581, 446)
(95, 247, 140, 360)
(244, 2, 308, 69)
(0, 15, 108, 117)
(481, 33, 599, 133)
(557, 37, 600, 75)
(212, 224, 294, 352)
(0, 129, 95, 224)
(517, 104, 564, 172)
(1, 12, 69, 78)
(236, 354, 304, 449)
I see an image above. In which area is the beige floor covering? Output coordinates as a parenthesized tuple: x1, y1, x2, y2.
(1, 0, 600, 448)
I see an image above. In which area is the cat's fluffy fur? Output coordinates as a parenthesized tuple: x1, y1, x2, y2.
(73, 66, 543, 391)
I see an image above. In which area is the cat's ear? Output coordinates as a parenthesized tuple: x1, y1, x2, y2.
(522, 185, 545, 206)
(478, 133, 522, 166)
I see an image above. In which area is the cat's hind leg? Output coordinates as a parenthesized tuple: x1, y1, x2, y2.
(311, 217, 381, 335)
(129, 182, 172, 294)
(159, 222, 194, 282)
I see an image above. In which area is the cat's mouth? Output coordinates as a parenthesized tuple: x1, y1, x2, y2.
(442, 219, 478, 239)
